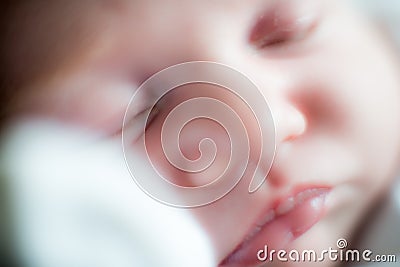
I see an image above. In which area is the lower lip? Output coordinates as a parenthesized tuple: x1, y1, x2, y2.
(221, 188, 330, 266)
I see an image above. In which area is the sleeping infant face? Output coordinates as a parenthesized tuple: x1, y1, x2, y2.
(4, 0, 400, 266)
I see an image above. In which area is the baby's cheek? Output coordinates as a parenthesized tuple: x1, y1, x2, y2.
(287, 2, 400, 191)
(134, 83, 265, 189)
(289, 86, 348, 135)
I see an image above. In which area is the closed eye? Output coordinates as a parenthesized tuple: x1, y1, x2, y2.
(249, 1, 320, 49)
(144, 104, 161, 131)
(122, 102, 161, 143)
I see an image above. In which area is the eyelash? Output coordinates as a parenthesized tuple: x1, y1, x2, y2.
(122, 102, 161, 143)
(144, 104, 161, 131)
(258, 25, 312, 48)
(250, 6, 319, 49)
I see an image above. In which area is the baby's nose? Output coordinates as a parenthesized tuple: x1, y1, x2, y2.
(273, 101, 307, 143)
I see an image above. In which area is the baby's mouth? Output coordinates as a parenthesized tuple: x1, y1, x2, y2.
(220, 187, 330, 266)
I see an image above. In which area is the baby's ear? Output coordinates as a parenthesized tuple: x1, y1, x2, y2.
(0, 119, 216, 267)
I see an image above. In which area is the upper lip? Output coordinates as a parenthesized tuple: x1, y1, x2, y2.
(219, 186, 330, 266)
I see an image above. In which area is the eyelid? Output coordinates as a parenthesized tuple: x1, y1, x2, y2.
(249, 1, 321, 48)
(123, 94, 165, 143)
(143, 104, 161, 130)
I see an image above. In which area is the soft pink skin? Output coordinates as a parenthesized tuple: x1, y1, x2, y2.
(8, 1, 400, 266)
